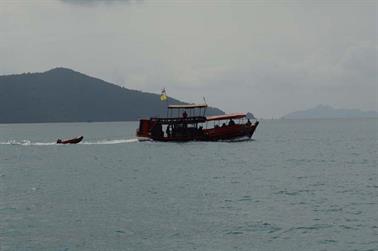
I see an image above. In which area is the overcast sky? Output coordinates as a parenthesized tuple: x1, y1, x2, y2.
(1, 0, 377, 118)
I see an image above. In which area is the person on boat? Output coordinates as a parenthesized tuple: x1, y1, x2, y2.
(151, 122, 163, 138)
(158, 123, 164, 137)
(171, 124, 177, 137)
(228, 119, 235, 126)
(166, 124, 172, 137)
(182, 110, 188, 119)
(198, 126, 204, 136)
(57, 139, 62, 144)
(246, 119, 252, 126)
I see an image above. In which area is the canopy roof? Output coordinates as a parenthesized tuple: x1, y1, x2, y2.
(206, 113, 246, 121)
(168, 104, 208, 109)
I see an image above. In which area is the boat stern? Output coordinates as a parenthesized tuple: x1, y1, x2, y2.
(136, 119, 152, 138)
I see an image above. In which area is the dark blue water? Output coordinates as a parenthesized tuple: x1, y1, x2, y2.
(0, 119, 377, 251)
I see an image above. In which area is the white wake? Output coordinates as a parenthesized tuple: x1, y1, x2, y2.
(0, 138, 140, 146)
(81, 139, 139, 145)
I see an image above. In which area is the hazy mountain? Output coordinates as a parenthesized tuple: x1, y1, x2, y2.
(282, 105, 378, 119)
(0, 68, 224, 123)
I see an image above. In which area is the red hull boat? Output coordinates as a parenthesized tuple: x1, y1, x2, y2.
(57, 136, 83, 144)
(136, 104, 258, 142)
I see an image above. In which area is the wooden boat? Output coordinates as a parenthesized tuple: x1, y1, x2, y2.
(56, 136, 83, 144)
(136, 104, 258, 142)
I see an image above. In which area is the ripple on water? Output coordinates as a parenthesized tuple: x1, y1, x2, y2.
(314, 204, 343, 213)
(309, 181, 325, 187)
(286, 158, 336, 164)
(294, 224, 333, 233)
(238, 195, 253, 202)
(0, 207, 17, 212)
(274, 189, 306, 196)
(225, 221, 282, 235)
(339, 224, 358, 230)
(318, 239, 337, 244)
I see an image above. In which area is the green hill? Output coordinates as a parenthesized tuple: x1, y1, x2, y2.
(0, 68, 224, 123)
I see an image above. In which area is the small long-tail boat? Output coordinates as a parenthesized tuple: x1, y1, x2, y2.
(56, 136, 83, 144)
(136, 104, 258, 142)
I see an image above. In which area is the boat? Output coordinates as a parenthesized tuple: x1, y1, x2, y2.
(56, 136, 84, 144)
(136, 104, 259, 142)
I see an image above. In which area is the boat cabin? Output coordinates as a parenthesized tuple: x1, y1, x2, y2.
(137, 104, 208, 140)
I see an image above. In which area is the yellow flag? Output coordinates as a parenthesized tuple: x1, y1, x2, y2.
(160, 94, 167, 101)
(160, 88, 167, 101)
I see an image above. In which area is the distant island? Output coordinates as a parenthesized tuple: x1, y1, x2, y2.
(282, 105, 378, 119)
(0, 68, 224, 123)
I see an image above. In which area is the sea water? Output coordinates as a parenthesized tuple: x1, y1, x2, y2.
(0, 119, 377, 251)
